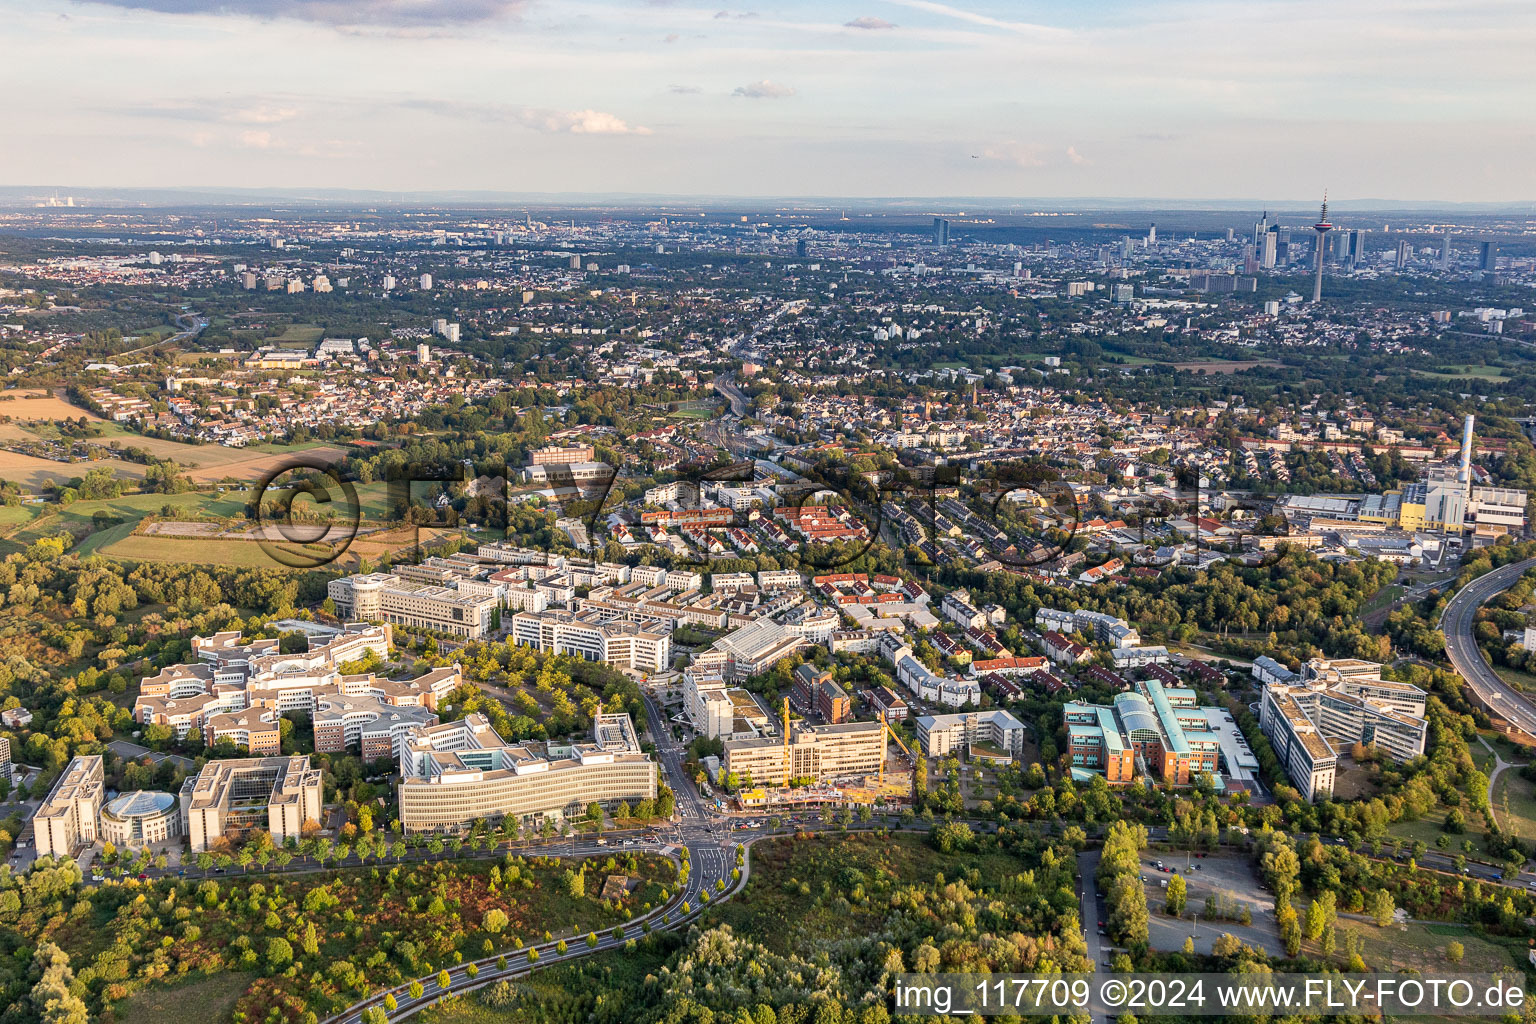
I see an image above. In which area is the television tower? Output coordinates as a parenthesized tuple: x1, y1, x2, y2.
(1311, 190, 1333, 303)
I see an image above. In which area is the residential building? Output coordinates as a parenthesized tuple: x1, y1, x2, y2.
(914, 710, 1027, 762)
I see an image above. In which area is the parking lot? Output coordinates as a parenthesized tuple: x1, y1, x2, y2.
(1139, 851, 1283, 956)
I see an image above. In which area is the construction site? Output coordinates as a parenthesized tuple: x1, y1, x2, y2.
(721, 699, 916, 809)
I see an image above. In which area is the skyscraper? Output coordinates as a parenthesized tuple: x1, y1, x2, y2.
(1480, 240, 1497, 271)
(1440, 229, 1453, 270)
(1261, 231, 1277, 269)
(1396, 240, 1411, 269)
(1311, 193, 1332, 304)
(933, 217, 950, 246)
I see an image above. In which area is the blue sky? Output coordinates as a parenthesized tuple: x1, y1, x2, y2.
(3, 0, 1532, 199)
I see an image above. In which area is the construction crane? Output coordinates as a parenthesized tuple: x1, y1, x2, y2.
(782, 697, 792, 785)
(878, 711, 917, 786)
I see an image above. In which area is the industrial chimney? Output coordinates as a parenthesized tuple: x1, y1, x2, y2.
(1459, 414, 1475, 483)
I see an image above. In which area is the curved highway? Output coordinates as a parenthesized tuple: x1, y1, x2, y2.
(1440, 555, 1536, 736)
(325, 837, 742, 1024)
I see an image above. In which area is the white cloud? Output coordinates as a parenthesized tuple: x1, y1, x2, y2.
(844, 16, 896, 29)
(733, 79, 796, 99)
(229, 105, 300, 125)
(979, 142, 1044, 169)
(76, 0, 529, 27)
(238, 129, 274, 148)
(528, 109, 652, 135)
(1066, 145, 1090, 165)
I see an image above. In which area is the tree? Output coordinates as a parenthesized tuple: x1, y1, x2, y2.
(1370, 889, 1395, 928)
(408, 981, 423, 999)
(302, 920, 319, 956)
(483, 908, 508, 934)
(30, 943, 89, 1024)
(265, 937, 294, 971)
(437, 969, 452, 990)
(1165, 875, 1186, 916)
(586, 931, 599, 948)
(1446, 940, 1464, 963)
(362, 1009, 388, 1024)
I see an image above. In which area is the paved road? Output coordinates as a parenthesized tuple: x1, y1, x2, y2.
(1440, 556, 1536, 737)
(1076, 850, 1105, 968)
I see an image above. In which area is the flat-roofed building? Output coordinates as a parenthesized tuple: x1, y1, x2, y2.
(314, 693, 439, 760)
(1259, 657, 1427, 800)
(1062, 679, 1238, 788)
(180, 755, 323, 852)
(328, 573, 497, 638)
(34, 755, 104, 859)
(915, 710, 1027, 762)
(508, 609, 670, 672)
(723, 720, 885, 787)
(397, 712, 656, 833)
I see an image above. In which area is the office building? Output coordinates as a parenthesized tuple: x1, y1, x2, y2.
(134, 624, 452, 756)
(914, 709, 1027, 762)
(932, 217, 950, 246)
(0, 735, 10, 781)
(100, 791, 182, 848)
(1063, 680, 1259, 790)
(1481, 240, 1497, 271)
(328, 572, 498, 638)
(181, 755, 324, 852)
(1259, 658, 1428, 801)
(397, 712, 656, 833)
(1396, 239, 1412, 269)
(530, 443, 597, 465)
(723, 719, 885, 788)
(34, 755, 104, 859)
(507, 609, 670, 673)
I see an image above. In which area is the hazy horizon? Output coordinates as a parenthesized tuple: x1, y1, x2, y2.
(3, 0, 1533, 201)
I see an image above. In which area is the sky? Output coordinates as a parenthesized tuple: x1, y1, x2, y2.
(2, 0, 1533, 200)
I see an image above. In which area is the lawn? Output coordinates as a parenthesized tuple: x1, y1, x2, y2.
(1410, 365, 1511, 381)
(1328, 919, 1518, 974)
(1385, 810, 1494, 860)
(1491, 768, 1536, 840)
(108, 972, 252, 1024)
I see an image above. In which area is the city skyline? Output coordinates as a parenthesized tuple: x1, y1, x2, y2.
(2, 0, 1534, 200)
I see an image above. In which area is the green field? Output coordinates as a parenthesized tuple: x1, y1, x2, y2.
(1491, 767, 1536, 839)
(1411, 365, 1511, 381)
(97, 532, 322, 569)
(271, 324, 325, 344)
(110, 972, 252, 1024)
(1329, 919, 1518, 974)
